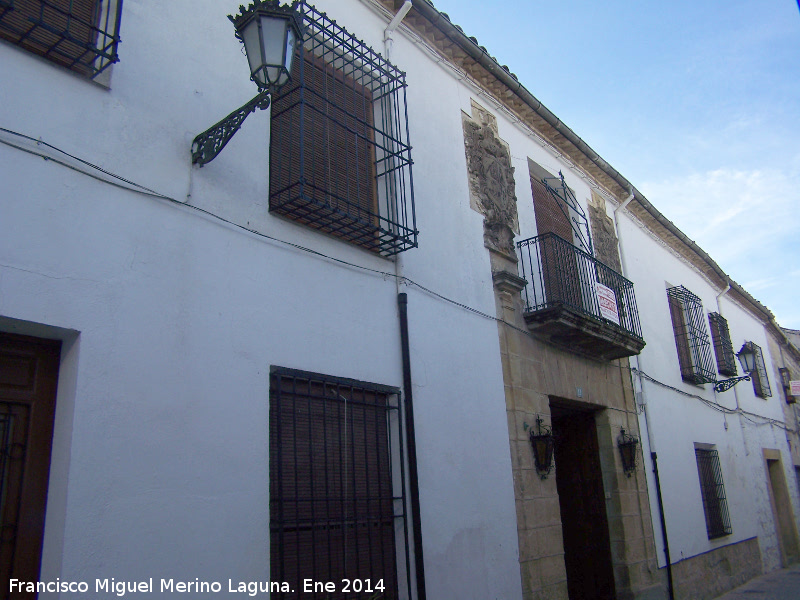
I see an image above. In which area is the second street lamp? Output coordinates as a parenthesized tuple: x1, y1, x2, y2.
(714, 343, 757, 393)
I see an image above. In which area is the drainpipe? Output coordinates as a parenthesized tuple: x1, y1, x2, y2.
(612, 189, 634, 239)
(613, 191, 674, 600)
(651, 452, 674, 600)
(387, 13, 423, 597)
(384, 0, 413, 297)
(398, 293, 427, 600)
(384, 0, 413, 62)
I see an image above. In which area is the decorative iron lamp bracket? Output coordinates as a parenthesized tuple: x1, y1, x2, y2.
(191, 91, 271, 166)
(527, 416, 555, 480)
(713, 374, 751, 394)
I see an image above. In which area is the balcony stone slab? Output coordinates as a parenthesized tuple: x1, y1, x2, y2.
(523, 303, 646, 361)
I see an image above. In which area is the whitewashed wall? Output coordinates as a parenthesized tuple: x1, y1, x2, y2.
(615, 207, 795, 573)
(0, 0, 524, 597)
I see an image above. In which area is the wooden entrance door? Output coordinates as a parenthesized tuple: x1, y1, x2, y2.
(552, 407, 616, 600)
(0, 333, 61, 599)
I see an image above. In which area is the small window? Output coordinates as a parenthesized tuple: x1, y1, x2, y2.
(269, 1, 416, 256)
(0, 0, 122, 78)
(779, 367, 796, 404)
(695, 446, 732, 539)
(667, 286, 716, 384)
(744, 341, 772, 398)
(708, 312, 737, 376)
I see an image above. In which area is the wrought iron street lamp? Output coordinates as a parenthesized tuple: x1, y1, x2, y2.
(617, 428, 639, 477)
(529, 416, 554, 480)
(191, 1, 302, 166)
(713, 343, 757, 393)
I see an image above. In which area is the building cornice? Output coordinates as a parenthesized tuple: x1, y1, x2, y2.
(375, 0, 781, 333)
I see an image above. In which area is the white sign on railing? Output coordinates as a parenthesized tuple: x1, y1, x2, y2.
(596, 283, 620, 326)
(791, 381, 800, 396)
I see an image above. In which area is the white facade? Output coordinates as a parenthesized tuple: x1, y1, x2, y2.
(2, 0, 797, 598)
(0, 0, 525, 597)
(613, 199, 800, 573)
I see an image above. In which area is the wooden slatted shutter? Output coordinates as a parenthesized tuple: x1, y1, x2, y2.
(668, 292, 694, 380)
(531, 177, 572, 242)
(530, 177, 584, 308)
(270, 51, 379, 249)
(750, 343, 772, 398)
(269, 371, 399, 600)
(0, 0, 99, 75)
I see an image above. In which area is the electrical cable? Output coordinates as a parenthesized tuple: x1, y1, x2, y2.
(2, 125, 793, 434)
(631, 367, 794, 433)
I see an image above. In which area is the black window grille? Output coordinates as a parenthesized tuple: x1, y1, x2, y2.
(708, 312, 737, 377)
(0, 0, 122, 78)
(517, 232, 643, 341)
(779, 367, 796, 404)
(667, 286, 716, 385)
(269, 1, 417, 256)
(743, 341, 772, 399)
(269, 367, 411, 599)
(695, 447, 732, 539)
(539, 172, 593, 256)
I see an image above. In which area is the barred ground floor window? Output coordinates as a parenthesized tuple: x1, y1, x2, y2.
(269, 367, 411, 599)
(695, 445, 732, 539)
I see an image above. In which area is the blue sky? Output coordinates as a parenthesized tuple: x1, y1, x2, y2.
(430, 0, 800, 329)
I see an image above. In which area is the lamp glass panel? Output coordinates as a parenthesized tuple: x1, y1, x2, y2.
(738, 347, 755, 374)
(533, 437, 552, 470)
(241, 17, 264, 84)
(281, 26, 296, 84)
(621, 444, 636, 471)
(258, 14, 288, 87)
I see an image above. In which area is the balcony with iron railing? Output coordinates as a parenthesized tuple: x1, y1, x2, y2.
(517, 232, 645, 360)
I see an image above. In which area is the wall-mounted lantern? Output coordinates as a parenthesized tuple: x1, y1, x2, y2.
(191, 1, 303, 166)
(617, 428, 639, 477)
(713, 343, 756, 393)
(529, 416, 554, 480)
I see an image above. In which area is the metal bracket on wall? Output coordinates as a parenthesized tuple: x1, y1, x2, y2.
(191, 90, 272, 166)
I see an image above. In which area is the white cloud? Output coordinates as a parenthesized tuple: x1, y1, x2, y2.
(640, 166, 800, 327)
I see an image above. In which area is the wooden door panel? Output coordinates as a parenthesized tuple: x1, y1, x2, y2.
(553, 410, 616, 600)
(0, 333, 61, 600)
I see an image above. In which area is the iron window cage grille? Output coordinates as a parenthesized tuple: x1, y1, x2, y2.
(708, 312, 737, 377)
(539, 172, 593, 256)
(269, 366, 411, 600)
(694, 447, 732, 539)
(667, 286, 716, 385)
(0, 0, 122, 78)
(269, 1, 417, 257)
(516, 232, 644, 341)
(743, 341, 772, 399)
(779, 367, 796, 404)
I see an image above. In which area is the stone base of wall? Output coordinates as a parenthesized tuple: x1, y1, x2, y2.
(669, 537, 762, 600)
